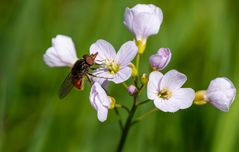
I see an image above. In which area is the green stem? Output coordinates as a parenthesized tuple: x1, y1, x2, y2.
(136, 54, 140, 74)
(117, 96, 138, 152)
(122, 82, 128, 90)
(114, 108, 123, 131)
(131, 108, 158, 126)
(136, 99, 151, 107)
(115, 104, 130, 113)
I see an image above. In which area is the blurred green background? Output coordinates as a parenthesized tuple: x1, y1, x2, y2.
(1, 0, 239, 151)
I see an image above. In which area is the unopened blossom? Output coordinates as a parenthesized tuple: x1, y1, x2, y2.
(124, 4, 163, 53)
(90, 82, 114, 122)
(147, 70, 195, 112)
(128, 85, 137, 95)
(206, 77, 236, 112)
(43, 35, 78, 67)
(90, 39, 138, 84)
(149, 48, 171, 70)
(141, 73, 148, 85)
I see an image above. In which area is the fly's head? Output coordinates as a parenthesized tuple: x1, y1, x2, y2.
(83, 52, 98, 66)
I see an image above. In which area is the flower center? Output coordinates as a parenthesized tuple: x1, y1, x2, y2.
(105, 60, 119, 74)
(158, 89, 172, 99)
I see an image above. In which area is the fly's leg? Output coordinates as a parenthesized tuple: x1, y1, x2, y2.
(90, 67, 98, 70)
(86, 74, 93, 85)
(87, 73, 113, 79)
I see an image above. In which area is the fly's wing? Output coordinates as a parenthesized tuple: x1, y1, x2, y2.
(58, 72, 74, 99)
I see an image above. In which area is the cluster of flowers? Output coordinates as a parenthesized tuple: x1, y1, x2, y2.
(43, 4, 236, 122)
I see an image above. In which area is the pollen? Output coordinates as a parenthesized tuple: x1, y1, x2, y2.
(105, 60, 119, 74)
(158, 89, 172, 99)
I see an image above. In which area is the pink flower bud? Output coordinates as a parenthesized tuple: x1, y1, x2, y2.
(206, 77, 236, 112)
(128, 85, 137, 95)
(149, 48, 171, 70)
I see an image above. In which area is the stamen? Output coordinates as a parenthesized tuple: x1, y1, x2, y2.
(104, 60, 119, 74)
(158, 89, 172, 99)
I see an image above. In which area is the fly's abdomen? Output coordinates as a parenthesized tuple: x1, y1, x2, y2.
(73, 79, 83, 89)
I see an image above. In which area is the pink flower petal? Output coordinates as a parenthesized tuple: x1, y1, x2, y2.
(97, 106, 108, 122)
(124, 4, 163, 40)
(112, 67, 132, 84)
(170, 88, 195, 110)
(153, 98, 178, 112)
(92, 68, 110, 85)
(52, 35, 78, 65)
(160, 70, 187, 91)
(89, 82, 111, 122)
(115, 41, 138, 67)
(90, 39, 116, 64)
(147, 71, 163, 100)
(206, 77, 236, 112)
(93, 82, 111, 107)
(43, 47, 68, 67)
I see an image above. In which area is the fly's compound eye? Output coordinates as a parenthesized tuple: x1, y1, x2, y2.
(86, 57, 94, 65)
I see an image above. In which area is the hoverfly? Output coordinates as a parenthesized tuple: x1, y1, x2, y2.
(58, 52, 98, 99)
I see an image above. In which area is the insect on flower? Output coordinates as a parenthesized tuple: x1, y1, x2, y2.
(58, 53, 99, 99)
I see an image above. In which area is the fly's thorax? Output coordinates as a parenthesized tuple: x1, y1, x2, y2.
(71, 59, 90, 78)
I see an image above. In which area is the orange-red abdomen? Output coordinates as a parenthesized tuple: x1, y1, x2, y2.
(74, 79, 83, 89)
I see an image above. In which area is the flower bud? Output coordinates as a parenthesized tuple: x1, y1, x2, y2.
(194, 90, 207, 105)
(206, 77, 236, 112)
(141, 73, 148, 85)
(129, 63, 138, 77)
(149, 48, 171, 70)
(108, 96, 116, 109)
(127, 85, 137, 95)
(124, 4, 163, 43)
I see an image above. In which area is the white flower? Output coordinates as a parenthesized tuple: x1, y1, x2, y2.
(90, 82, 113, 122)
(206, 77, 236, 112)
(43, 35, 78, 67)
(90, 39, 138, 84)
(124, 4, 163, 42)
(147, 70, 195, 112)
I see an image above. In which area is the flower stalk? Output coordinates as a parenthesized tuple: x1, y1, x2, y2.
(117, 95, 138, 152)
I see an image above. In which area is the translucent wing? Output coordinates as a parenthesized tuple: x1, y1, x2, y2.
(58, 72, 74, 99)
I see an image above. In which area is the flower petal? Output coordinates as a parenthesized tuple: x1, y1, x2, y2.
(89, 82, 111, 122)
(206, 77, 236, 112)
(160, 70, 187, 91)
(115, 41, 138, 67)
(90, 39, 116, 64)
(97, 106, 108, 122)
(153, 97, 178, 112)
(112, 67, 132, 84)
(170, 88, 195, 110)
(124, 4, 163, 40)
(93, 82, 111, 107)
(147, 71, 163, 100)
(52, 35, 78, 66)
(43, 47, 69, 67)
(92, 68, 111, 85)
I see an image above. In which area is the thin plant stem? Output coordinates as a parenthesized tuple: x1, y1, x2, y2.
(131, 108, 158, 126)
(116, 95, 138, 152)
(137, 84, 145, 95)
(136, 99, 151, 107)
(136, 54, 140, 75)
(114, 108, 123, 131)
(122, 82, 128, 90)
(115, 104, 130, 113)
